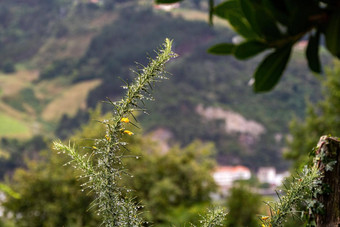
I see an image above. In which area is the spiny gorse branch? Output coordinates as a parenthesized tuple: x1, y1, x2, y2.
(192, 208, 227, 227)
(53, 38, 177, 227)
(261, 163, 323, 226)
(261, 136, 340, 226)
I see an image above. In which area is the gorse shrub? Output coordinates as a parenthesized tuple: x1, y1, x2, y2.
(54, 39, 229, 227)
(260, 165, 322, 227)
(53, 39, 180, 226)
(259, 137, 340, 227)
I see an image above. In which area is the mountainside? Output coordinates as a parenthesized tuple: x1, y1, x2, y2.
(0, 1, 323, 169)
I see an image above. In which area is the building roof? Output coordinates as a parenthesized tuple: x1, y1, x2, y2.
(215, 165, 250, 173)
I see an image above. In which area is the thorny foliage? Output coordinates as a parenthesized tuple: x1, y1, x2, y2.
(193, 207, 227, 227)
(260, 166, 322, 227)
(261, 136, 339, 227)
(54, 39, 177, 226)
(53, 39, 228, 227)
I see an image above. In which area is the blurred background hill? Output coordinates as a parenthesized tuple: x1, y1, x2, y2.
(0, 0, 326, 178)
(1, 0, 336, 226)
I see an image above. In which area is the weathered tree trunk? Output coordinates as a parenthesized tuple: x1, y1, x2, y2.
(315, 136, 340, 227)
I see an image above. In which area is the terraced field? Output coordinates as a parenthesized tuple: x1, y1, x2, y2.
(0, 70, 101, 138)
(0, 113, 29, 137)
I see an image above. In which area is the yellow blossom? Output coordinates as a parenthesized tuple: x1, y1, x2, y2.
(92, 146, 98, 150)
(261, 216, 270, 220)
(123, 130, 133, 136)
(105, 135, 111, 141)
(262, 224, 266, 227)
(121, 117, 130, 123)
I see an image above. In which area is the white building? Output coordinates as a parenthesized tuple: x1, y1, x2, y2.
(154, 3, 180, 11)
(213, 165, 251, 189)
(211, 165, 252, 199)
(257, 167, 289, 186)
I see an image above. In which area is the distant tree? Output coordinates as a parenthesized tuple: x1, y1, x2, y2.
(0, 106, 107, 226)
(55, 110, 90, 140)
(285, 62, 340, 168)
(2, 151, 100, 227)
(156, 0, 340, 92)
(123, 139, 217, 225)
(0, 136, 48, 179)
(225, 182, 261, 227)
(1, 106, 109, 226)
(2, 61, 15, 74)
(38, 58, 77, 81)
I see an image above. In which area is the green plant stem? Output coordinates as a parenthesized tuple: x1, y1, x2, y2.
(54, 39, 177, 227)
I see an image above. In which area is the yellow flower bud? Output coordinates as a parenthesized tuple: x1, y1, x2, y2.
(123, 130, 133, 136)
(121, 117, 130, 123)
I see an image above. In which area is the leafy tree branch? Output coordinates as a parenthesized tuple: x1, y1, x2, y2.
(156, 0, 340, 92)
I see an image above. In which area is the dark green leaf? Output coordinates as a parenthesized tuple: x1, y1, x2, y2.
(239, 0, 261, 35)
(286, 1, 319, 35)
(262, 0, 289, 25)
(155, 0, 182, 3)
(213, 0, 257, 38)
(254, 45, 292, 92)
(240, 0, 281, 39)
(287, 8, 310, 36)
(208, 43, 236, 55)
(214, 0, 242, 18)
(209, 0, 214, 25)
(324, 12, 340, 58)
(234, 40, 268, 59)
(283, 0, 297, 13)
(253, 10, 281, 39)
(306, 31, 321, 73)
(228, 14, 258, 39)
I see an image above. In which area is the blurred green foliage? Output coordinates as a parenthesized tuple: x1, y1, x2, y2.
(225, 182, 261, 227)
(1, 61, 16, 74)
(286, 61, 340, 169)
(38, 58, 77, 81)
(0, 0, 72, 67)
(55, 110, 90, 140)
(0, 136, 47, 180)
(124, 139, 217, 225)
(2, 151, 100, 227)
(70, 106, 218, 225)
(1, 104, 219, 226)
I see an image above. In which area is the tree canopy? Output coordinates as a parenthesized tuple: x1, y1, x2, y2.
(286, 62, 340, 168)
(156, 0, 340, 92)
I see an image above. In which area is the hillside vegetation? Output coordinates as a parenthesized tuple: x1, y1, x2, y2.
(0, 0, 324, 169)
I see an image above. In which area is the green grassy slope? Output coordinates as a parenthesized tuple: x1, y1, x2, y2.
(0, 113, 29, 137)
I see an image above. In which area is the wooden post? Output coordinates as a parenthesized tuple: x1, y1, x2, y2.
(315, 136, 340, 227)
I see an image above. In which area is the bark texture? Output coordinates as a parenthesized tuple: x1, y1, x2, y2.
(315, 136, 340, 227)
